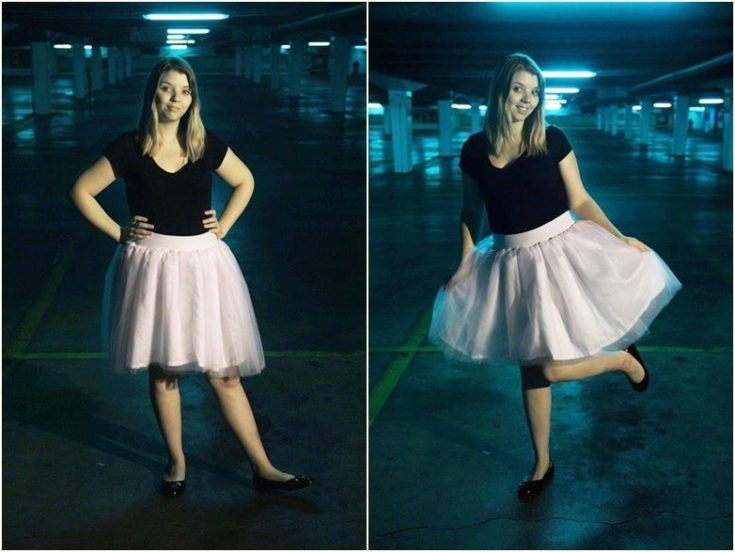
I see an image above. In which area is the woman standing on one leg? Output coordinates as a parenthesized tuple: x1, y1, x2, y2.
(70, 56, 312, 497)
(429, 53, 681, 502)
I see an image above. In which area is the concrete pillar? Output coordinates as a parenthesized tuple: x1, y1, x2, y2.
(288, 40, 306, 96)
(124, 48, 133, 78)
(610, 105, 619, 135)
(107, 48, 117, 85)
(596, 108, 603, 131)
(722, 88, 732, 172)
(252, 45, 263, 84)
(624, 104, 634, 140)
(328, 36, 350, 112)
(235, 46, 243, 76)
(91, 45, 103, 91)
(672, 94, 689, 156)
(31, 42, 52, 115)
(243, 46, 253, 80)
(438, 99, 453, 157)
(383, 107, 391, 135)
(470, 101, 482, 133)
(639, 100, 653, 146)
(269, 43, 280, 89)
(388, 90, 413, 173)
(116, 48, 126, 81)
(72, 43, 87, 100)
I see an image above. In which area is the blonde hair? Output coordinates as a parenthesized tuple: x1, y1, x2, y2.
(137, 56, 206, 162)
(483, 53, 547, 157)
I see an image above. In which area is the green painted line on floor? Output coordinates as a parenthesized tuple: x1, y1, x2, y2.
(3, 350, 364, 361)
(5, 244, 76, 358)
(369, 307, 433, 426)
(370, 344, 732, 354)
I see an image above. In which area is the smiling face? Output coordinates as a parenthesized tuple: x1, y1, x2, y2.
(154, 69, 193, 122)
(505, 70, 540, 123)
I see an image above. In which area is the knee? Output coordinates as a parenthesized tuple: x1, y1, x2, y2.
(207, 375, 242, 391)
(149, 365, 179, 390)
(539, 363, 560, 384)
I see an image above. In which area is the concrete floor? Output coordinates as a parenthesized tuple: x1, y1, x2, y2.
(369, 116, 732, 549)
(3, 69, 366, 549)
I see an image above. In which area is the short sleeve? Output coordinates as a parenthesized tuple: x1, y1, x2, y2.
(102, 131, 136, 178)
(460, 132, 485, 182)
(206, 130, 229, 170)
(546, 125, 572, 163)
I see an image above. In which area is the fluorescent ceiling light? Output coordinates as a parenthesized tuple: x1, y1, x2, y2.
(168, 44, 188, 50)
(167, 34, 185, 40)
(451, 103, 471, 110)
(167, 28, 210, 34)
(632, 105, 642, 111)
(84, 45, 92, 50)
(354, 45, 367, 50)
(308, 41, 330, 47)
(545, 101, 563, 111)
(543, 71, 596, 79)
(281, 44, 291, 50)
(546, 87, 579, 94)
(144, 13, 228, 21)
(545, 93, 559, 100)
(53, 44, 72, 49)
(689, 106, 706, 112)
(654, 102, 672, 109)
(368, 102, 383, 109)
(167, 39, 195, 44)
(698, 98, 724, 105)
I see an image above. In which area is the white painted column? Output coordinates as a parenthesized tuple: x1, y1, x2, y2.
(624, 104, 634, 140)
(610, 105, 619, 135)
(252, 45, 263, 84)
(269, 44, 280, 89)
(329, 36, 351, 112)
(31, 42, 52, 115)
(639, 100, 653, 146)
(596, 108, 603, 131)
(72, 43, 87, 100)
(288, 40, 306, 96)
(389, 90, 413, 173)
(470, 101, 482, 133)
(383, 106, 391, 135)
(91, 45, 103, 91)
(672, 94, 690, 156)
(722, 88, 732, 172)
(438, 100, 453, 157)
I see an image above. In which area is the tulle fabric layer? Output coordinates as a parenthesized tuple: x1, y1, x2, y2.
(102, 232, 265, 378)
(429, 218, 682, 365)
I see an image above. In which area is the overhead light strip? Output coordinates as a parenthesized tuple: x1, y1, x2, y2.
(144, 13, 228, 21)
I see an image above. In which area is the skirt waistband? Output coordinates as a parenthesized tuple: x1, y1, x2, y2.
(494, 211, 575, 249)
(128, 231, 218, 251)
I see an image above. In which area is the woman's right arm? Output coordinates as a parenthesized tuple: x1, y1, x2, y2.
(446, 172, 485, 287)
(68, 157, 137, 243)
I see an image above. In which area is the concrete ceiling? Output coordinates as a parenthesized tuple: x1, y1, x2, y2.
(2, 2, 366, 50)
(368, 2, 733, 106)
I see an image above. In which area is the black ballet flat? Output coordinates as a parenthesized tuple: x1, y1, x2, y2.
(253, 473, 314, 492)
(517, 462, 554, 503)
(625, 344, 649, 392)
(160, 479, 186, 497)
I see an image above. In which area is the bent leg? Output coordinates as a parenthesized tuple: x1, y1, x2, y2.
(541, 350, 643, 384)
(520, 365, 552, 481)
(148, 365, 186, 481)
(207, 375, 293, 482)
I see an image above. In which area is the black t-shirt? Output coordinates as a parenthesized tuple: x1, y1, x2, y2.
(459, 125, 573, 235)
(103, 129, 229, 236)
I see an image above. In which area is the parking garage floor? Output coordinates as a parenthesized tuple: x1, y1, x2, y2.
(3, 69, 366, 550)
(369, 116, 732, 549)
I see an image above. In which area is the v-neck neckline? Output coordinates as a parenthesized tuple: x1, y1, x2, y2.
(149, 155, 189, 175)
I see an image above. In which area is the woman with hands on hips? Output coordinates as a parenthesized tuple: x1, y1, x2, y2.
(429, 53, 681, 503)
(69, 56, 312, 497)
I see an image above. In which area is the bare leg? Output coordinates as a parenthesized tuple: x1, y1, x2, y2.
(520, 365, 552, 481)
(207, 375, 293, 482)
(148, 366, 186, 481)
(541, 350, 644, 385)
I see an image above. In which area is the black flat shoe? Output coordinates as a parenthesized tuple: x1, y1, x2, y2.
(160, 479, 186, 497)
(625, 344, 649, 392)
(517, 462, 554, 503)
(253, 473, 313, 492)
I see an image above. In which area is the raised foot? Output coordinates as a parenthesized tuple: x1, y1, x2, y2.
(623, 344, 649, 392)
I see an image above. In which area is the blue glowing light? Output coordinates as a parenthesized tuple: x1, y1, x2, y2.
(53, 44, 72, 49)
(546, 87, 580, 94)
(144, 13, 228, 21)
(167, 28, 210, 34)
(308, 41, 330, 47)
(543, 71, 596, 78)
(451, 103, 472, 110)
(654, 102, 672, 108)
(698, 98, 724, 105)
(168, 44, 188, 50)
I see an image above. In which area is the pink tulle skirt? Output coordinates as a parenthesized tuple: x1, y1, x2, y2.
(102, 232, 265, 378)
(429, 211, 682, 365)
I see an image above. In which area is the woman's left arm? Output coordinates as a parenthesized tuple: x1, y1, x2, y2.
(559, 151, 649, 252)
(204, 148, 255, 239)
